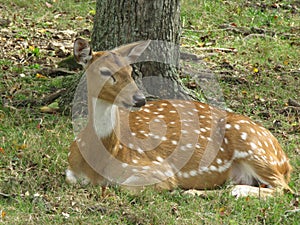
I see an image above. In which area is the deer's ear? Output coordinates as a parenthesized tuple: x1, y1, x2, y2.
(74, 38, 92, 67)
(113, 40, 151, 64)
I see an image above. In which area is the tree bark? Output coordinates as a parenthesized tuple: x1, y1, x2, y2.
(92, 0, 190, 100)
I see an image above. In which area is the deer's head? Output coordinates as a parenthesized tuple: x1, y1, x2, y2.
(74, 38, 149, 109)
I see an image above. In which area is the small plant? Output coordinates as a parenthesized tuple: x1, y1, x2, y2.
(28, 46, 40, 57)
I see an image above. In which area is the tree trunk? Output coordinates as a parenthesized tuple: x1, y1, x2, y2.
(92, 0, 190, 100)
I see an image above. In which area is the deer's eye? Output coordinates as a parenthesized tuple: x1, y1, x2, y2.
(100, 67, 112, 76)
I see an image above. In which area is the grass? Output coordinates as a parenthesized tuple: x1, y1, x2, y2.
(0, 0, 299, 224)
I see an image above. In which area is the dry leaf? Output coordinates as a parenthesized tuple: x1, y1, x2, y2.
(253, 67, 259, 73)
(40, 106, 58, 113)
(36, 73, 47, 79)
(45, 2, 52, 8)
(1, 210, 6, 219)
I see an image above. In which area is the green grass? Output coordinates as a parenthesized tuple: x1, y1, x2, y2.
(1, 0, 300, 224)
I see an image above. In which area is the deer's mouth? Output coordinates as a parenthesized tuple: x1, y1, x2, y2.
(121, 101, 146, 110)
(120, 92, 146, 109)
(122, 101, 134, 109)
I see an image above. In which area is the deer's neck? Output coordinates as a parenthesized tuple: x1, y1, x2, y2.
(91, 98, 119, 139)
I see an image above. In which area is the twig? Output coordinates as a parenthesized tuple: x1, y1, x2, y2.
(189, 47, 237, 53)
(12, 88, 67, 107)
(180, 51, 218, 61)
(42, 88, 66, 105)
(285, 208, 300, 214)
(277, 106, 300, 115)
(244, 33, 276, 40)
(288, 98, 300, 107)
(0, 192, 10, 198)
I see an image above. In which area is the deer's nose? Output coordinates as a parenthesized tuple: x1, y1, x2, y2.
(133, 91, 146, 107)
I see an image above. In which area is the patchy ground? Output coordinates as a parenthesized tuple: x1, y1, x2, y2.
(0, 0, 299, 224)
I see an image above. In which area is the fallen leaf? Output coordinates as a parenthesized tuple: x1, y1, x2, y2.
(36, 73, 47, 79)
(219, 207, 226, 216)
(242, 90, 248, 96)
(1, 210, 6, 219)
(45, 2, 52, 8)
(89, 10, 96, 16)
(48, 102, 59, 109)
(0, 147, 4, 154)
(28, 45, 35, 51)
(253, 67, 259, 73)
(40, 106, 58, 113)
(17, 144, 27, 150)
(75, 16, 84, 21)
(62, 212, 70, 219)
(38, 29, 47, 34)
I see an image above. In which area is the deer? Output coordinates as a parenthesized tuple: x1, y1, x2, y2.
(66, 38, 293, 198)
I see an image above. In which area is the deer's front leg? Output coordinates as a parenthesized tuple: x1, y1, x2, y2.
(66, 140, 106, 186)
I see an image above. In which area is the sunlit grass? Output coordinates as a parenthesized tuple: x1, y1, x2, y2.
(0, 0, 299, 224)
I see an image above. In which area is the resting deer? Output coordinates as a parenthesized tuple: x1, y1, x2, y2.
(66, 38, 293, 198)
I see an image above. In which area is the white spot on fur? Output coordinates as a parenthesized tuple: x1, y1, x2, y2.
(241, 132, 248, 140)
(238, 120, 250, 124)
(199, 167, 209, 173)
(225, 124, 231, 129)
(189, 170, 197, 176)
(200, 128, 207, 132)
(161, 136, 168, 141)
(234, 150, 249, 159)
(136, 147, 144, 154)
(186, 143, 193, 149)
(216, 158, 223, 165)
(154, 135, 161, 139)
(234, 124, 241, 130)
(209, 165, 217, 171)
(183, 172, 190, 178)
(165, 170, 174, 177)
(250, 142, 257, 150)
(142, 166, 150, 170)
(171, 140, 178, 145)
(194, 129, 201, 134)
(128, 143, 134, 149)
(156, 156, 164, 162)
(224, 138, 229, 144)
(180, 146, 186, 151)
(181, 130, 188, 134)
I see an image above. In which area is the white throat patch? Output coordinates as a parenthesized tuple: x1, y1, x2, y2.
(92, 98, 117, 138)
